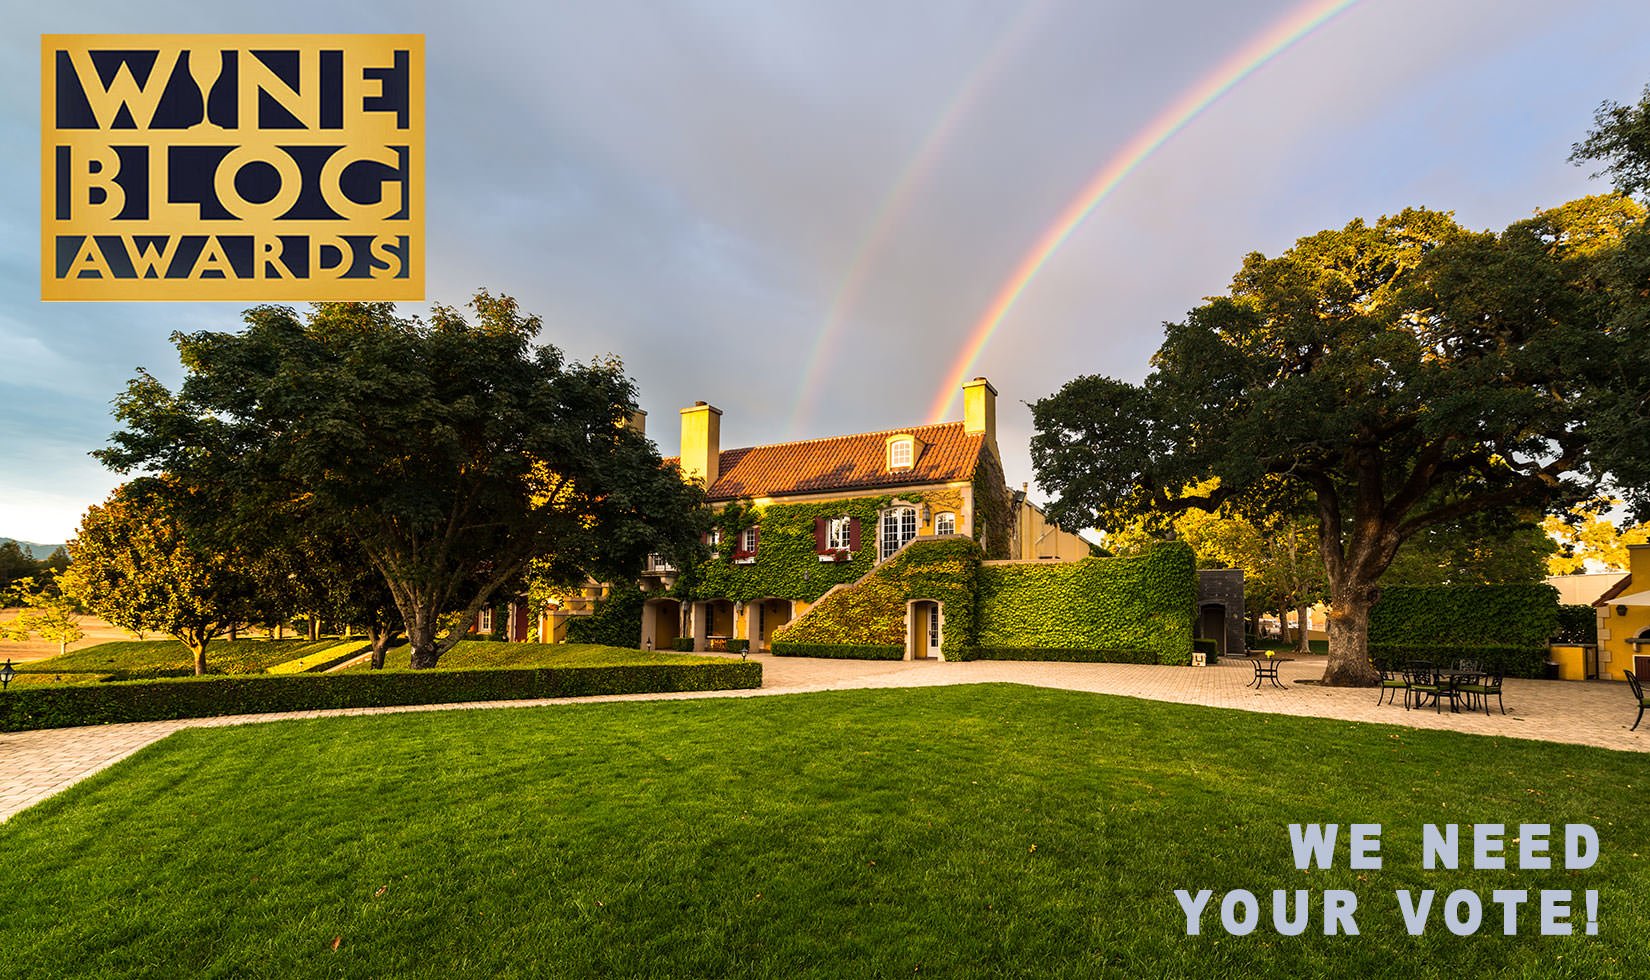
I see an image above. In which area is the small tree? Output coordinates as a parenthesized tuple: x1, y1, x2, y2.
(62, 482, 261, 675)
(0, 576, 86, 655)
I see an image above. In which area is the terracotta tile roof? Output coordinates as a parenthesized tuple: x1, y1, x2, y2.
(1594, 573, 1634, 606)
(666, 421, 985, 501)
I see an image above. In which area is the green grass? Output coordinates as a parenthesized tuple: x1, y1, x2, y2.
(2, 685, 1645, 978)
(16, 639, 317, 679)
(347, 640, 724, 670)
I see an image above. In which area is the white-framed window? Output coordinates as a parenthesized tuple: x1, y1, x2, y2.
(707, 528, 721, 547)
(827, 516, 852, 550)
(741, 527, 758, 553)
(934, 512, 956, 536)
(478, 609, 493, 633)
(888, 437, 913, 469)
(929, 604, 941, 649)
(879, 506, 918, 560)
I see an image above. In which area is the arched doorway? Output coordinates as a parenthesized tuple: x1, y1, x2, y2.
(1197, 603, 1228, 657)
(642, 598, 681, 651)
(907, 600, 943, 661)
(693, 599, 736, 651)
(745, 598, 793, 653)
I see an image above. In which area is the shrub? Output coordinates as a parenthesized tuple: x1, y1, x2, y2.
(673, 637, 696, 652)
(1554, 604, 1598, 644)
(962, 647, 1158, 665)
(565, 584, 646, 648)
(1367, 644, 1548, 679)
(1369, 584, 1560, 648)
(0, 662, 763, 733)
(771, 642, 904, 660)
(970, 542, 1196, 665)
(725, 639, 748, 654)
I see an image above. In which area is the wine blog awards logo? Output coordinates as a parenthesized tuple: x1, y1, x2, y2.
(41, 34, 424, 301)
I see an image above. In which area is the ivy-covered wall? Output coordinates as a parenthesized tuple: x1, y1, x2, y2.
(971, 542, 1196, 664)
(971, 450, 1013, 560)
(1368, 584, 1561, 649)
(772, 537, 982, 655)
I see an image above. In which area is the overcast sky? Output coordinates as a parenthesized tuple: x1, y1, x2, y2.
(4, 1, 1649, 543)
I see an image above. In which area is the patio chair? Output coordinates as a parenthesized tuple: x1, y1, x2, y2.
(1402, 666, 1451, 713)
(1629, 671, 1647, 732)
(1374, 661, 1408, 705)
(1453, 659, 1482, 675)
(1455, 667, 1504, 716)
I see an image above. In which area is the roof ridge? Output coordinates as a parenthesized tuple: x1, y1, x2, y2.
(718, 420, 968, 456)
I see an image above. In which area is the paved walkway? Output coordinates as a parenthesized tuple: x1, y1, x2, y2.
(2, 655, 1645, 821)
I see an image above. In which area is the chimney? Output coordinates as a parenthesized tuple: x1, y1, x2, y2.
(679, 401, 722, 489)
(623, 408, 647, 435)
(962, 377, 997, 450)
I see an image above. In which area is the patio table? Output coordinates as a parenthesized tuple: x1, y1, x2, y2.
(1246, 656, 1292, 689)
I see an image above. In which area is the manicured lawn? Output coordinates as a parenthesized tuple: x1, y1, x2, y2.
(1, 685, 1644, 977)
(14, 638, 321, 682)
(349, 640, 724, 670)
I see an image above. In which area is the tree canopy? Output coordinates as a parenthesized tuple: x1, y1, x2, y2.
(1031, 198, 1647, 685)
(61, 481, 264, 674)
(97, 292, 706, 668)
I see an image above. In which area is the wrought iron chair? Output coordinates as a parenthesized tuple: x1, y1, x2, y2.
(1402, 665, 1451, 713)
(1628, 671, 1647, 732)
(1374, 661, 1408, 705)
(1455, 666, 1504, 716)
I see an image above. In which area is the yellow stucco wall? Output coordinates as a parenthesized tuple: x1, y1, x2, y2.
(1598, 544, 1650, 681)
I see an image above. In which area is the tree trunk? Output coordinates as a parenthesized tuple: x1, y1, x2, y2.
(188, 639, 207, 676)
(1321, 583, 1379, 687)
(229, 624, 238, 641)
(407, 614, 441, 669)
(369, 622, 400, 670)
(308, 617, 320, 642)
(1294, 604, 1312, 654)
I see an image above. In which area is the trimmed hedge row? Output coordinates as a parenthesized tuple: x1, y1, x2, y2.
(971, 542, 1196, 665)
(1369, 584, 1560, 648)
(1368, 644, 1548, 680)
(0, 662, 764, 733)
(770, 642, 904, 660)
(961, 647, 1159, 665)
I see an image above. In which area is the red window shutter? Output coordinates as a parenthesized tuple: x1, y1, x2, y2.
(849, 517, 861, 551)
(815, 517, 827, 552)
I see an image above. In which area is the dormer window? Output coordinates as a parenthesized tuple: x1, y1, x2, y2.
(887, 435, 915, 470)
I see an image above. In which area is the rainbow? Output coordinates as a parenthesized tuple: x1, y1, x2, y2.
(926, 0, 1360, 423)
(786, 0, 1057, 437)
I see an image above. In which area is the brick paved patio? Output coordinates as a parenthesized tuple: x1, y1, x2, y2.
(2, 653, 1644, 822)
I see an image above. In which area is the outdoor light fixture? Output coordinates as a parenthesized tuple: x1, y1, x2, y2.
(0, 658, 15, 691)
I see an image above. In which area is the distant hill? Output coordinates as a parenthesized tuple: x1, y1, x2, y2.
(0, 538, 65, 559)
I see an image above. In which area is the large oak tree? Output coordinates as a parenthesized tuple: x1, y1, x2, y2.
(1031, 199, 1647, 686)
(98, 293, 705, 668)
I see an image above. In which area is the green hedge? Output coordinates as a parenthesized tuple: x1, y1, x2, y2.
(1554, 604, 1598, 644)
(0, 662, 763, 733)
(565, 584, 646, 648)
(969, 542, 1196, 665)
(770, 642, 904, 660)
(1368, 644, 1548, 680)
(726, 639, 749, 654)
(1369, 584, 1560, 648)
(962, 647, 1158, 664)
(673, 637, 695, 652)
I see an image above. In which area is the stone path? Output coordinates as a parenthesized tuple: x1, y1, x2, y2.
(2, 654, 1645, 821)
